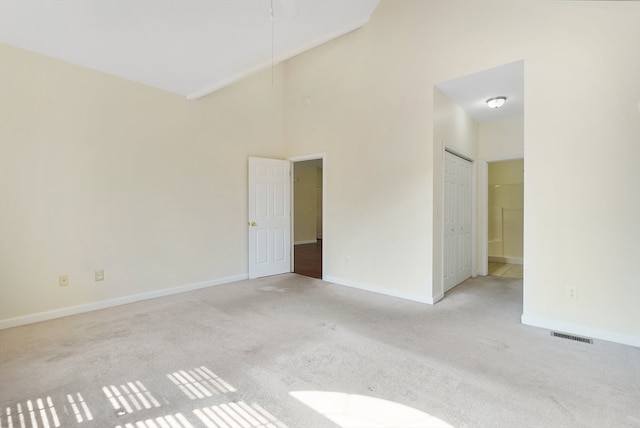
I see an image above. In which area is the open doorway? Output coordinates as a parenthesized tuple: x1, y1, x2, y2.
(434, 60, 524, 300)
(292, 159, 323, 278)
(487, 158, 523, 278)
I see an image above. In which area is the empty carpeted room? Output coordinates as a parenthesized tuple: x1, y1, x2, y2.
(1, 1, 638, 428)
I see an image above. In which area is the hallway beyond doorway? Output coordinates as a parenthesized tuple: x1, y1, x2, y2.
(294, 239, 322, 279)
(488, 262, 523, 279)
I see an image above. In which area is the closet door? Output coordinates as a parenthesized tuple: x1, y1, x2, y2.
(444, 151, 472, 292)
(456, 156, 472, 283)
(443, 153, 458, 291)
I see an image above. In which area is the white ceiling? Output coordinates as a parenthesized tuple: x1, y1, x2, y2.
(436, 60, 524, 123)
(0, 0, 380, 99)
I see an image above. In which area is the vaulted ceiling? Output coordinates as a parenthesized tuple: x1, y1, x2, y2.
(1, 0, 523, 119)
(0, 0, 380, 99)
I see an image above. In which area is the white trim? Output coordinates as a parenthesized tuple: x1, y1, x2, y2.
(294, 239, 317, 245)
(480, 160, 489, 276)
(435, 138, 445, 298)
(0, 274, 248, 330)
(471, 156, 478, 277)
(521, 314, 640, 348)
(288, 153, 327, 163)
(442, 148, 475, 293)
(444, 147, 474, 163)
(325, 276, 439, 304)
(430, 292, 445, 304)
(483, 154, 525, 163)
(488, 256, 523, 265)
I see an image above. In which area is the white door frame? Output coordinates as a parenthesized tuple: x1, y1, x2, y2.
(480, 155, 524, 276)
(443, 148, 475, 292)
(288, 153, 327, 278)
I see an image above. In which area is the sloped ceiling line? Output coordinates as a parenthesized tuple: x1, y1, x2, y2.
(0, 0, 381, 99)
(187, 15, 372, 100)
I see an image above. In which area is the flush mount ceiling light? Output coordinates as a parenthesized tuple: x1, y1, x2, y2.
(486, 96, 507, 109)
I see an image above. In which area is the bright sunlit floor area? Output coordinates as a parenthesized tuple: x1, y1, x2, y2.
(1, 274, 638, 428)
(488, 262, 523, 279)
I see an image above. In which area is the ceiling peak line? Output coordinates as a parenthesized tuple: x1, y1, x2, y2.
(186, 16, 372, 100)
(0, 1, 380, 99)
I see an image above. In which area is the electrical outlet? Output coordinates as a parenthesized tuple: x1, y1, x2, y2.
(59, 275, 69, 287)
(567, 287, 578, 299)
(346, 257, 351, 265)
(95, 269, 104, 282)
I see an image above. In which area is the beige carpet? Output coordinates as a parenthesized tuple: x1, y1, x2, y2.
(1, 274, 638, 428)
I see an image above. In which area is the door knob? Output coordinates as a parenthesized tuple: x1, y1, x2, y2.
(249, 222, 257, 226)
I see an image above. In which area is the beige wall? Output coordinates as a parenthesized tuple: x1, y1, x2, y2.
(488, 160, 524, 260)
(479, 116, 524, 161)
(489, 160, 525, 186)
(284, 1, 639, 344)
(0, 44, 286, 321)
(293, 160, 319, 244)
(2, 1, 639, 346)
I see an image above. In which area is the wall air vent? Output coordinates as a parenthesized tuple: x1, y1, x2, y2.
(551, 331, 593, 344)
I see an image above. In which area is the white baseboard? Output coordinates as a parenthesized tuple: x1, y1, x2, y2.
(430, 292, 445, 304)
(489, 256, 523, 265)
(0, 274, 248, 330)
(324, 276, 439, 304)
(521, 313, 640, 348)
(294, 239, 317, 245)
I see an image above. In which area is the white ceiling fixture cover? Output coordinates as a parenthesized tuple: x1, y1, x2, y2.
(0, 0, 380, 100)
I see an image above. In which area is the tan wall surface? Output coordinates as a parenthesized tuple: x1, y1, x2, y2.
(2, 0, 639, 345)
(284, 1, 640, 342)
(0, 43, 286, 320)
(293, 160, 319, 243)
(488, 160, 524, 259)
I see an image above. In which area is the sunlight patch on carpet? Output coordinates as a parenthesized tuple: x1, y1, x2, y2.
(103, 381, 161, 416)
(115, 412, 193, 428)
(167, 366, 236, 400)
(194, 401, 287, 428)
(290, 391, 454, 428)
(67, 392, 93, 423)
(1, 367, 287, 427)
(3, 397, 60, 428)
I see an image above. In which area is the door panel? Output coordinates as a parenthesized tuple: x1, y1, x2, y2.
(444, 155, 457, 291)
(444, 151, 472, 292)
(458, 158, 472, 282)
(248, 157, 291, 279)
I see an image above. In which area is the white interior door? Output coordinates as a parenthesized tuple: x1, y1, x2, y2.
(444, 154, 458, 291)
(248, 157, 291, 279)
(457, 156, 472, 283)
(444, 151, 472, 292)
